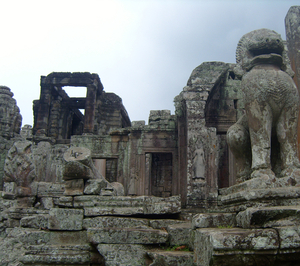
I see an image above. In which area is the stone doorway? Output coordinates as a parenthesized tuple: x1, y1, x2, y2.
(146, 153, 173, 197)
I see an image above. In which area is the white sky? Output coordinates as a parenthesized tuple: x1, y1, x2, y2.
(0, 0, 299, 126)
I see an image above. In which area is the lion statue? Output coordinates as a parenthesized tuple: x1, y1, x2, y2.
(227, 28, 300, 183)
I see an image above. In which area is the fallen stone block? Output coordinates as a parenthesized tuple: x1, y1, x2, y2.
(193, 228, 278, 266)
(84, 179, 108, 195)
(84, 206, 144, 216)
(218, 187, 300, 212)
(149, 219, 187, 229)
(40, 197, 54, 209)
(97, 244, 149, 266)
(144, 195, 181, 215)
(74, 195, 181, 216)
(48, 208, 83, 230)
(236, 206, 300, 228)
(88, 227, 168, 244)
(192, 212, 236, 229)
(37, 182, 65, 197)
(20, 214, 48, 229)
(83, 216, 149, 229)
(277, 226, 300, 249)
(49, 230, 87, 245)
(64, 179, 84, 196)
(6, 227, 50, 245)
(167, 222, 192, 246)
(53, 196, 73, 207)
(147, 250, 195, 266)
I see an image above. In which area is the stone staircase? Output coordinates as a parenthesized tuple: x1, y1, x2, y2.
(2, 181, 300, 265)
(0, 184, 195, 266)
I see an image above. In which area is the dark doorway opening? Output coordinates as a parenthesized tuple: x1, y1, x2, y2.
(147, 153, 173, 197)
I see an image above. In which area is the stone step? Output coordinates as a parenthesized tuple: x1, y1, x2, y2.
(192, 212, 236, 229)
(83, 216, 150, 229)
(167, 222, 192, 246)
(218, 186, 300, 212)
(74, 195, 181, 216)
(87, 227, 168, 244)
(236, 205, 300, 228)
(147, 250, 195, 266)
(20, 244, 94, 265)
(84, 216, 188, 230)
(193, 227, 280, 266)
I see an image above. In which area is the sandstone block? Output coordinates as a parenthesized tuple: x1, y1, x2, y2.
(40, 197, 54, 209)
(20, 244, 92, 265)
(48, 208, 83, 231)
(64, 179, 84, 196)
(97, 244, 148, 266)
(147, 250, 195, 266)
(277, 226, 300, 249)
(143, 195, 181, 215)
(83, 216, 149, 229)
(88, 227, 168, 244)
(74, 195, 180, 217)
(192, 213, 236, 229)
(37, 182, 65, 197)
(193, 228, 278, 266)
(53, 196, 73, 207)
(167, 222, 192, 246)
(6, 227, 50, 245)
(84, 179, 107, 195)
(49, 230, 87, 245)
(236, 206, 300, 229)
(149, 219, 187, 229)
(20, 214, 48, 229)
(3, 182, 16, 194)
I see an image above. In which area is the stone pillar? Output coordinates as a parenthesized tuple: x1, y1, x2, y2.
(83, 85, 97, 134)
(34, 77, 52, 136)
(285, 6, 300, 156)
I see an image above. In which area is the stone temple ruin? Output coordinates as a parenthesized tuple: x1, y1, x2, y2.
(1, 6, 300, 266)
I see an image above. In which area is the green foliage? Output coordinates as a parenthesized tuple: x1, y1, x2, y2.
(217, 225, 233, 229)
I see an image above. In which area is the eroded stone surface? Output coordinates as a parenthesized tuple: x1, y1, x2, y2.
(147, 250, 195, 266)
(192, 213, 236, 229)
(97, 244, 149, 266)
(48, 208, 83, 231)
(167, 222, 192, 246)
(193, 228, 278, 266)
(236, 206, 300, 228)
(83, 216, 149, 229)
(88, 227, 168, 244)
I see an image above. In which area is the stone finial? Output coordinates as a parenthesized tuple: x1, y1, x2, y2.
(0, 86, 22, 139)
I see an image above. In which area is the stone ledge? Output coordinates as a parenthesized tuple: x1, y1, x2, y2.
(236, 206, 300, 228)
(193, 228, 279, 266)
(74, 195, 181, 216)
(88, 227, 168, 244)
(218, 187, 300, 212)
(147, 250, 195, 266)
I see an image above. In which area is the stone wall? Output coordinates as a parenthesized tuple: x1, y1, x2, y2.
(174, 61, 243, 208)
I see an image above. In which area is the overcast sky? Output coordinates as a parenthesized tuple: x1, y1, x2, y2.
(0, 0, 299, 126)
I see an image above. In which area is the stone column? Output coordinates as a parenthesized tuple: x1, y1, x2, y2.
(285, 6, 300, 156)
(83, 85, 97, 134)
(34, 78, 52, 136)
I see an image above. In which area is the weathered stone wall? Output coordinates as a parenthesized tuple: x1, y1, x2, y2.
(95, 92, 131, 135)
(0, 86, 23, 188)
(71, 110, 178, 197)
(174, 61, 243, 208)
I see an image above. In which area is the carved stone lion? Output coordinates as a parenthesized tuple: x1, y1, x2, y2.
(227, 28, 300, 182)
